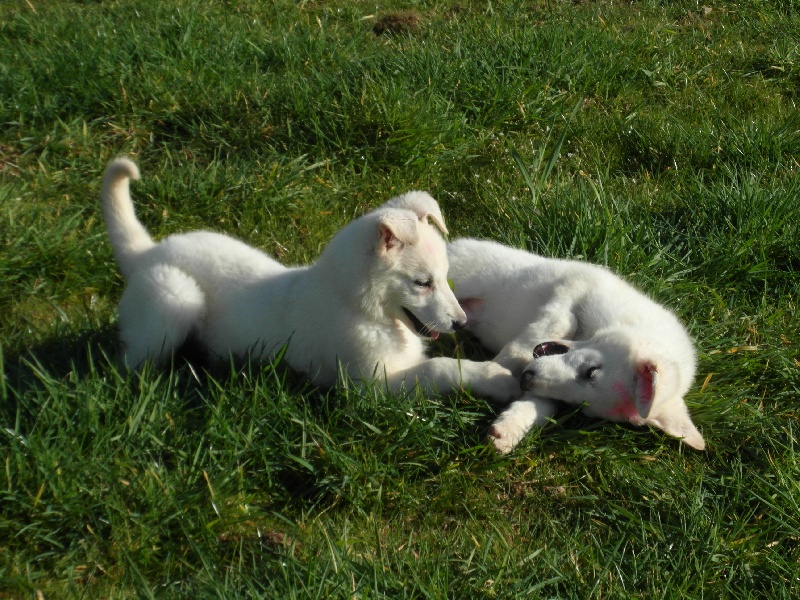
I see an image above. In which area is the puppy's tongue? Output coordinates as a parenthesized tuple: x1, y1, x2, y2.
(430, 330, 440, 340)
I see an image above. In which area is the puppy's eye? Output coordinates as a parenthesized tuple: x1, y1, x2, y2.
(414, 277, 433, 289)
(583, 366, 601, 381)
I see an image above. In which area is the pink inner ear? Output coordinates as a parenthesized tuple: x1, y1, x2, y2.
(635, 362, 657, 418)
(379, 223, 399, 251)
(458, 297, 484, 318)
(609, 381, 639, 421)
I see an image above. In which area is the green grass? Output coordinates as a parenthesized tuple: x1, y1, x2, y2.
(2, 0, 799, 597)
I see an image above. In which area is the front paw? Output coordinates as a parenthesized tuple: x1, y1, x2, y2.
(475, 362, 523, 403)
(489, 426, 518, 454)
(488, 414, 527, 454)
(487, 397, 556, 454)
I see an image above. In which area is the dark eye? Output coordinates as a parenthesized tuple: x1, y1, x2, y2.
(414, 277, 433, 289)
(583, 366, 601, 381)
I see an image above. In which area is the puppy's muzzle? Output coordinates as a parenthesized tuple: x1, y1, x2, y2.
(521, 342, 569, 390)
(520, 369, 537, 391)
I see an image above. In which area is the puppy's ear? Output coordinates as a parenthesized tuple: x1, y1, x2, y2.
(383, 191, 448, 235)
(458, 297, 484, 319)
(647, 406, 706, 450)
(378, 212, 419, 253)
(634, 361, 657, 419)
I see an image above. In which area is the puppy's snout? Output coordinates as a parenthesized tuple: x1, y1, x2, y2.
(520, 369, 537, 391)
(452, 319, 467, 331)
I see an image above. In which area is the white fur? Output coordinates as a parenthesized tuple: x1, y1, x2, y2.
(101, 158, 520, 401)
(447, 238, 705, 453)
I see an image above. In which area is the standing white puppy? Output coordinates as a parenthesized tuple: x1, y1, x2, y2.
(102, 158, 520, 400)
(447, 238, 704, 452)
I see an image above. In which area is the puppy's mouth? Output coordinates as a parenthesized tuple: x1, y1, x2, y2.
(402, 307, 440, 340)
(533, 341, 570, 358)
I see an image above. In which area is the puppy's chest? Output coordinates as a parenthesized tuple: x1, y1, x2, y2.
(362, 322, 425, 372)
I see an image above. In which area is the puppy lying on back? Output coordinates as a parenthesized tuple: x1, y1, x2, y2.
(101, 159, 520, 401)
(447, 238, 704, 453)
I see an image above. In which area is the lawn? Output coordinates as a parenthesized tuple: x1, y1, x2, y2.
(1, 0, 799, 597)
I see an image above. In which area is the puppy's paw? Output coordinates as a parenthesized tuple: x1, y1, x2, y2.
(476, 361, 523, 403)
(488, 396, 557, 454)
(488, 422, 522, 454)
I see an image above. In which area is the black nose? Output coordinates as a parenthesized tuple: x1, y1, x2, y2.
(520, 369, 537, 391)
(452, 319, 466, 331)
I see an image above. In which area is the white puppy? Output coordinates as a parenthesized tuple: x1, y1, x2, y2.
(447, 238, 705, 453)
(101, 159, 520, 401)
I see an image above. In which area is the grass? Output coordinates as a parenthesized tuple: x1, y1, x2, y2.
(1, 0, 799, 597)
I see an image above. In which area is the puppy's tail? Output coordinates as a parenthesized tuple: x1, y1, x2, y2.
(102, 157, 154, 277)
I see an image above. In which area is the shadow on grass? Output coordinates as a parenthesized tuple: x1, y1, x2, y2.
(3, 324, 120, 385)
(2, 327, 510, 510)
(3, 323, 311, 394)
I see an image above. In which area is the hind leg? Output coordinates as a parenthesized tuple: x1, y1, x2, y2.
(117, 264, 206, 369)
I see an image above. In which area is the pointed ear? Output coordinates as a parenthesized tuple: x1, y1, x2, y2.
(458, 297, 484, 319)
(378, 212, 419, 253)
(383, 191, 448, 235)
(648, 408, 706, 450)
(635, 361, 657, 419)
